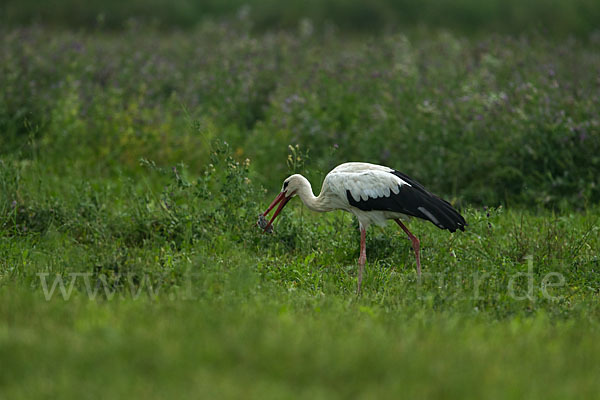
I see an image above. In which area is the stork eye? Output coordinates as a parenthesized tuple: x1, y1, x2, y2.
(283, 181, 289, 190)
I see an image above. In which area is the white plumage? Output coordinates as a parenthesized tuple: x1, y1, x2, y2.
(329, 163, 409, 200)
(259, 162, 466, 293)
(324, 163, 411, 227)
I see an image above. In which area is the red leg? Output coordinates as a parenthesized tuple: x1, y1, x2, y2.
(394, 219, 421, 277)
(357, 227, 367, 294)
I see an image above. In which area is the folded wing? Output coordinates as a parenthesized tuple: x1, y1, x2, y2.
(334, 168, 466, 232)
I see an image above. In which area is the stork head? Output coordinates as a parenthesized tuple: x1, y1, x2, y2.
(259, 174, 303, 232)
(281, 174, 307, 198)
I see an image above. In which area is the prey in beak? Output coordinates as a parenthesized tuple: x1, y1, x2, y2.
(257, 190, 293, 233)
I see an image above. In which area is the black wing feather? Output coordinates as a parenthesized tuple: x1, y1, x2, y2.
(346, 170, 466, 232)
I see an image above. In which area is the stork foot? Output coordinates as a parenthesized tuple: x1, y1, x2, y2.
(411, 236, 421, 278)
(357, 255, 366, 295)
(395, 219, 422, 277)
(356, 227, 367, 295)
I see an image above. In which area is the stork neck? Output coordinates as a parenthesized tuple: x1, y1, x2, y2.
(296, 176, 329, 212)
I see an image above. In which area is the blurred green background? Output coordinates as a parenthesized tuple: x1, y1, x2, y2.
(2, 8, 599, 208)
(2, 0, 600, 37)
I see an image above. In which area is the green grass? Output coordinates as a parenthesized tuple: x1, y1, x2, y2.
(2, 291, 600, 399)
(1, 152, 600, 398)
(1, 17, 600, 399)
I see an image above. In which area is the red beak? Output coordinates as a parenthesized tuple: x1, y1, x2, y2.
(261, 191, 292, 230)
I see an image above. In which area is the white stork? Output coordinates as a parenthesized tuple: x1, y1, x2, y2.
(258, 162, 466, 293)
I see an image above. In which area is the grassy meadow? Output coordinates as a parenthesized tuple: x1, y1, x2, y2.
(1, 2, 600, 398)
